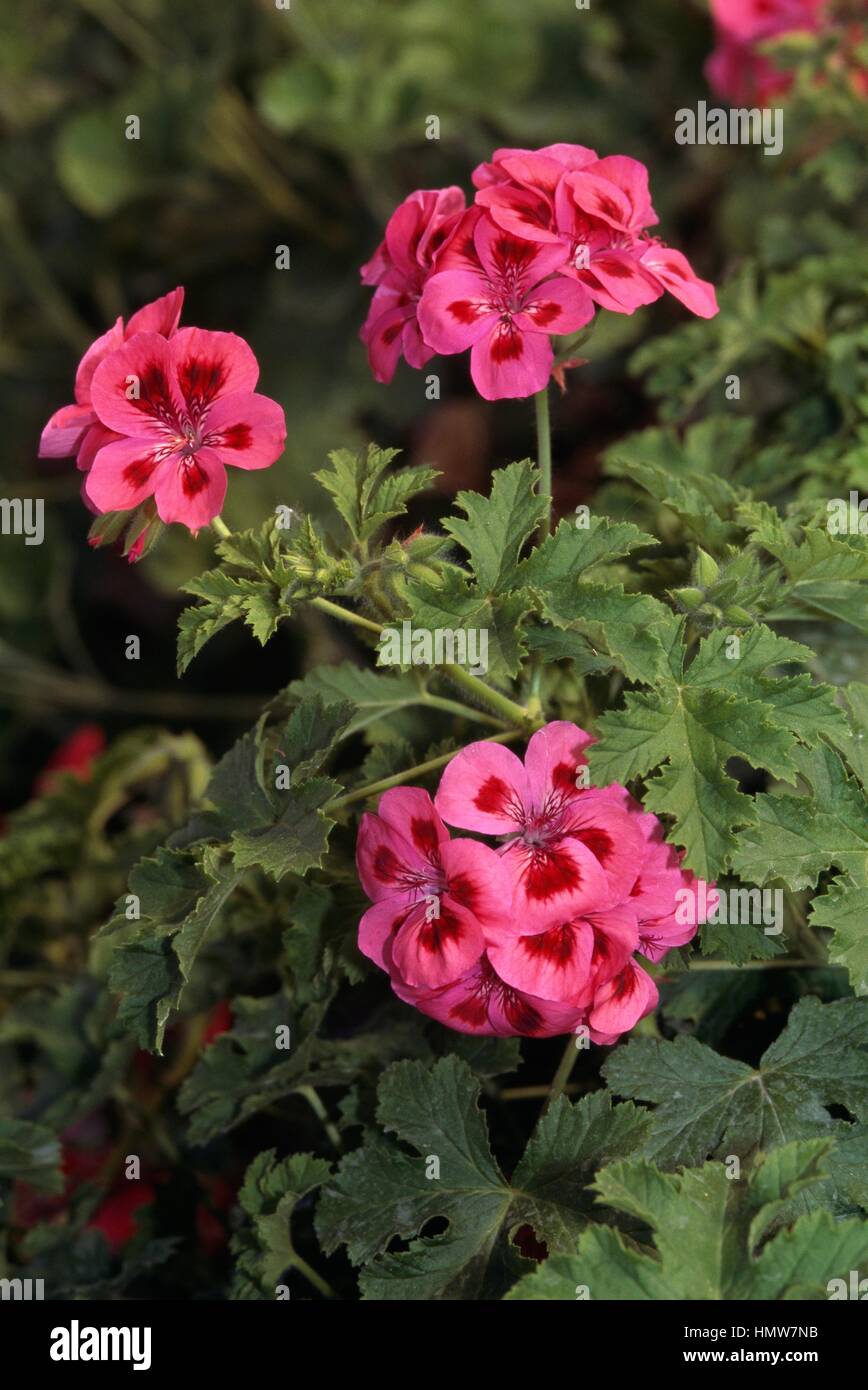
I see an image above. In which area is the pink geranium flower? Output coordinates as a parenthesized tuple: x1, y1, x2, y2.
(39, 287, 184, 470)
(477, 150, 718, 319)
(705, 0, 824, 103)
(83, 327, 286, 532)
(417, 214, 595, 400)
(360, 186, 465, 383)
(434, 722, 643, 927)
(355, 787, 511, 989)
(355, 723, 713, 1042)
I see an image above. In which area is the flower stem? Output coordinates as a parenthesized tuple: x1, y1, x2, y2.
(541, 1033, 581, 1116)
(212, 515, 231, 540)
(298, 1084, 343, 1153)
(311, 595, 383, 635)
(534, 384, 553, 539)
(327, 731, 522, 811)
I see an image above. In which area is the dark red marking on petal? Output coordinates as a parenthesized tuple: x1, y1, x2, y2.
(572, 827, 614, 865)
(474, 774, 513, 816)
(177, 356, 226, 414)
(591, 927, 611, 968)
(410, 817, 440, 861)
(592, 193, 622, 222)
(449, 989, 489, 1029)
(552, 759, 580, 793)
(489, 320, 523, 363)
(610, 965, 637, 1000)
(122, 455, 158, 490)
(595, 256, 633, 278)
(381, 320, 404, 345)
(180, 458, 209, 498)
(500, 986, 545, 1035)
(526, 301, 561, 328)
(492, 236, 535, 272)
(446, 872, 478, 914)
(523, 847, 581, 903)
(219, 423, 252, 451)
(630, 875, 643, 898)
(418, 902, 463, 956)
(448, 299, 486, 324)
(373, 846, 403, 883)
(521, 922, 576, 966)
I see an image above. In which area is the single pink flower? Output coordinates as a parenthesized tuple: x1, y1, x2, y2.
(360, 186, 465, 383)
(417, 215, 594, 400)
(83, 327, 286, 533)
(355, 787, 511, 990)
(434, 722, 645, 927)
(39, 287, 184, 469)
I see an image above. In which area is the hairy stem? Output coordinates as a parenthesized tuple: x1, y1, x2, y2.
(540, 1033, 581, 1117)
(534, 384, 553, 540)
(327, 731, 521, 811)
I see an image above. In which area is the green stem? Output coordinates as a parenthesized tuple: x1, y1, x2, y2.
(442, 663, 534, 728)
(534, 384, 553, 540)
(327, 731, 521, 811)
(421, 693, 508, 730)
(541, 1033, 581, 1117)
(299, 1084, 343, 1153)
(212, 515, 231, 540)
(680, 957, 829, 973)
(289, 1251, 338, 1300)
(311, 595, 383, 635)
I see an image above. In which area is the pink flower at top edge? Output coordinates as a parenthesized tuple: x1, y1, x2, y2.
(360, 186, 465, 383)
(39, 287, 184, 470)
(83, 327, 286, 534)
(417, 213, 595, 400)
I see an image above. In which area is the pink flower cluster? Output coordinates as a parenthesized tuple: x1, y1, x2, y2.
(39, 288, 286, 542)
(707, 0, 867, 105)
(355, 722, 710, 1041)
(360, 146, 718, 401)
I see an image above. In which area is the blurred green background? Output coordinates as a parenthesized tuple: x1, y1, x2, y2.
(1, 0, 863, 804)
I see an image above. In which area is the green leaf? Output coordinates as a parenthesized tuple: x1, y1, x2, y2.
(230, 777, 338, 880)
(314, 445, 437, 544)
(0, 1119, 63, 1194)
(404, 571, 531, 684)
(539, 582, 673, 684)
(603, 996, 868, 1177)
(811, 878, 868, 996)
(441, 461, 546, 593)
(231, 1149, 332, 1299)
(285, 664, 428, 738)
(316, 1057, 648, 1299)
(517, 515, 656, 587)
(732, 742, 868, 890)
(507, 1141, 868, 1300)
(589, 621, 805, 878)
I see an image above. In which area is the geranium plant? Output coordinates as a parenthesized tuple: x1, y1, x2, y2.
(4, 97, 868, 1305)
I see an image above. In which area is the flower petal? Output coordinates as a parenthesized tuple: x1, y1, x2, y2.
(90, 332, 182, 436)
(355, 809, 429, 902)
(170, 327, 259, 420)
(501, 835, 611, 930)
(417, 269, 496, 354)
(581, 250, 662, 313)
(488, 915, 594, 1003)
(152, 446, 227, 531)
(589, 958, 658, 1038)
(74, 319, 124, 405)
(439, 837, 514, 936)
(38, 404, 95, 459)
(84, 435, 166, 513)
(435, 740, 530, 835)
(125, 286, 184, 338)
(203, 391, 286, 470)
(375, 787, 450, 867)
(524, 720, 595, 810)
(475, 185, 562, 244)
(639, 245, 719, 318)
(516, 276, 595, 336)
(470, 318, 553, 400)
(474, 215, 569, 287)
(393, 955, 585, 1037)
(391, 895, 485, 989)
